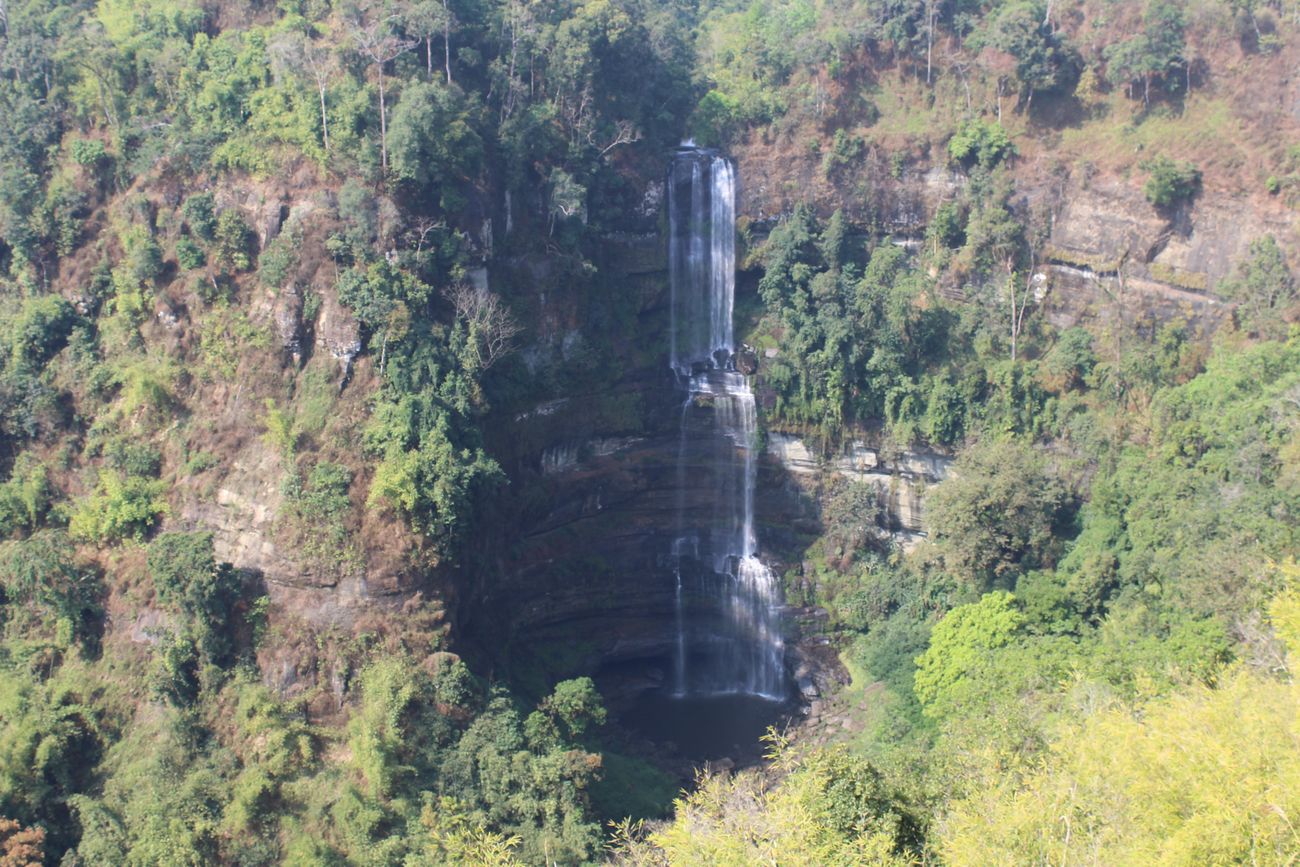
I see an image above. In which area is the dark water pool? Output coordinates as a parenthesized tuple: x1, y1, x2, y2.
(620, 691, 792, 760)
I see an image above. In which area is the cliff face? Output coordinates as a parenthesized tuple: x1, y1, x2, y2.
(120, 126, 1282, 688)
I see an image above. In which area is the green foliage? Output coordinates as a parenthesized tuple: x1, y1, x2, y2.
(618, 745, 916, 865)
(280, 461, 361, 578)
(348, 657, 423, 800)
(1221, 234, 1295, 338)
(0, 453, 52, 537)
(913, 590, 1024, 718)
(69, 714, 224, 866)
(439, 688, 603, 864)
(0, 667, 103, 855)
(948, 119, 1014, 169)
(67, 471, 169, 544)
(213, 209, 254, 272)
(537, 676, 606, 738)
(927, 438, 1072, 589)
(821, 478, 887, 565)
(70, 139, 110, 169)
(257, 231, 298, 288)
(175, 237, 206, 270)
(1141, 155, 1201, 208)
(979, 1, 1077, 103)
(117, 224, 165, 286)
(1103, 0, 1186, 105)
(181, 193, 218, 242)
(1042, 327, 1097, 391)
(108, 352, 179, 421)
(262, 399, 298, 459)
(941, 663, 1300, 865)
(364, 394, 503, 553)
(197, 304, 271, 379)
(148, 531, 242, 664)
(388, 81, 482, 210)
(6, 293, 76, 370)
(151, 631, 201, 706)
(0, 530, 101, 642)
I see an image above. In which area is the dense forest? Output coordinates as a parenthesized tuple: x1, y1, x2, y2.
(1, 0, 1298, 864)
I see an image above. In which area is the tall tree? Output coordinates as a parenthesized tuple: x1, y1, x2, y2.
(270, 31, 337, 154)
(403, 0, 454, 84)
(346, 5, 416, 172)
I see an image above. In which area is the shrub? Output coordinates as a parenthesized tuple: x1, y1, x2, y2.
(1141, 156, 1200, 208)
(913, 590, 1024, 718)
(97, 443, 156, 485)
(181, 192, 217, 241)
(67, 471, 168, 543)
(0, 530, 101, 635)
(175, 237, 205, 270)
(257, 232, 298, 288)
(1042, 327, 1097, 391)
(213, 209, 254, 271)
(148, 531, 240, 661)
(1220, 234, 1295, 338)
(927, 438, 1071, 589)
(118, 225, 164, 285)
(0, 454, 51, 536)
(70, 139, 108, 168)
(7, 294, 76, 370)
(948, 119, 1014, 169)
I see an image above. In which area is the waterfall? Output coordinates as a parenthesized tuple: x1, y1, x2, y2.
(668, 150, 735, 374)
(666, 148, 785, 700)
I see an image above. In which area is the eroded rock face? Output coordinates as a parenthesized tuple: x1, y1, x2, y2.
(766, 433, 951, 545)
(314, 290, 362, 384)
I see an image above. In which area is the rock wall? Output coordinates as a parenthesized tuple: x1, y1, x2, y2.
(765, 433, 952, 548)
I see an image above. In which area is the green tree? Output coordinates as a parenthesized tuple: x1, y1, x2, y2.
(913, 590, 1024, 718)
(947, 118, 1014, 170)
(983, 1, 1077, 110)
(147, 531, 241, 663)
(1141, 155, 1200, 209)
(0, 531, 101, 642)
(388, 80, 482, 209)
(928, 438, 1071, 588)
(67, 472, 169, 543)
(1222, 234, 1295, 338)
(941, 659, 1300, 865)
(1104, 0, 1186, 107)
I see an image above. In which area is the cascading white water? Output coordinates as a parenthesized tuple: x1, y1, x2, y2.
(668, 151, 736, 374)
(666, 148, 785, 700)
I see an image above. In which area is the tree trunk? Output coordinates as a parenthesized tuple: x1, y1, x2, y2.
(426, 36, 432, 79)
(443, 0, 453, 85)
(318, 85, 330, 152)
(925, 0, 934, 84)
(1010, 284, 1018, 361)
(378, 70, 388, 171)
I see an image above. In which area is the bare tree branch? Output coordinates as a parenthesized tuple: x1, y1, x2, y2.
(443, 284, 523, 370)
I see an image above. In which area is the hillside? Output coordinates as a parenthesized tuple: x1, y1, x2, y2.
(1, 0, 1298, 864)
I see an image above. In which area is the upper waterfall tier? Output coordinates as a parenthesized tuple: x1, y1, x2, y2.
(668, 149, 736, 374)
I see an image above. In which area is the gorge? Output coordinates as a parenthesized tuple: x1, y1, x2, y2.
(4, 1, 1299, 861)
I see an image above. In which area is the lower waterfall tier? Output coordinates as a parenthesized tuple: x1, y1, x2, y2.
(669, 369, 786, 700)
(463, 369, 803, 713)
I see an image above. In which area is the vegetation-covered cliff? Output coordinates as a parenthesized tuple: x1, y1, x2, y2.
(0, 0, 1298, 863)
